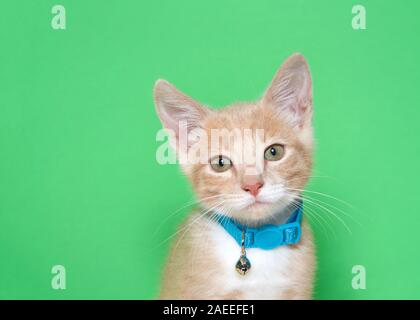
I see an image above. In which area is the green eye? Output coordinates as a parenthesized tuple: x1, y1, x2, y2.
(264, 144, 285, 161)
(210, 155, 232, 172)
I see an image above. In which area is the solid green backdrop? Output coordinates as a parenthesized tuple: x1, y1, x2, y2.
(1, 0, 419, 299)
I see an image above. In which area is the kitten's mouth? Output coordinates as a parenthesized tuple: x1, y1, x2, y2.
(247, 199, 272, 208)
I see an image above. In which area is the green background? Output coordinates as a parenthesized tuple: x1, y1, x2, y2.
(1, 0, 419, 299)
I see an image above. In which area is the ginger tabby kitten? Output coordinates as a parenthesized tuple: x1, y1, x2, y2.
(153, 53, 316, 299)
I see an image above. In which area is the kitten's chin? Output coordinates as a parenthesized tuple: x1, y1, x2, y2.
(228, 199, 293, 227)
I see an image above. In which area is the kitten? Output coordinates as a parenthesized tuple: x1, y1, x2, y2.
(153, 53, 316, 299)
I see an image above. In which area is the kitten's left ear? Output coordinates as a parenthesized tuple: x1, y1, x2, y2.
(262, 53, 313, 127)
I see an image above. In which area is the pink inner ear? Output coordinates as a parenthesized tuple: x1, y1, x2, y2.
(154, 80, 208, 135)
(263, 54, 313, 126)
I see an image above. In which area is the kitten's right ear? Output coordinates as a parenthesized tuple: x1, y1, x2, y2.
(153, 80, 209, 136)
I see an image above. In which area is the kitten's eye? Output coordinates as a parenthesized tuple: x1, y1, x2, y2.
(210, 155, 232, 172)
(264, 144, 285, 161)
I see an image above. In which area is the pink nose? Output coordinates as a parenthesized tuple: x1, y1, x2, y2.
(242, 182, 263, 197)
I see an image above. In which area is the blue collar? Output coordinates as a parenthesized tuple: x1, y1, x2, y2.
(216, 202, 303, 250)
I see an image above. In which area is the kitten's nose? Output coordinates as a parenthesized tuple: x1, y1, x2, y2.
(242, 182, 264, 197)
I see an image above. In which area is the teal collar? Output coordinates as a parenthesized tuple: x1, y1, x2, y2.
(216, 202, 303, 250)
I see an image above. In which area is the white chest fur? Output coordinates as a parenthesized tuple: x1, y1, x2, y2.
(206, 219, 299, 299)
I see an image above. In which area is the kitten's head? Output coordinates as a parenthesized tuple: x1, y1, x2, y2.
(154, 53, 314, 225)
